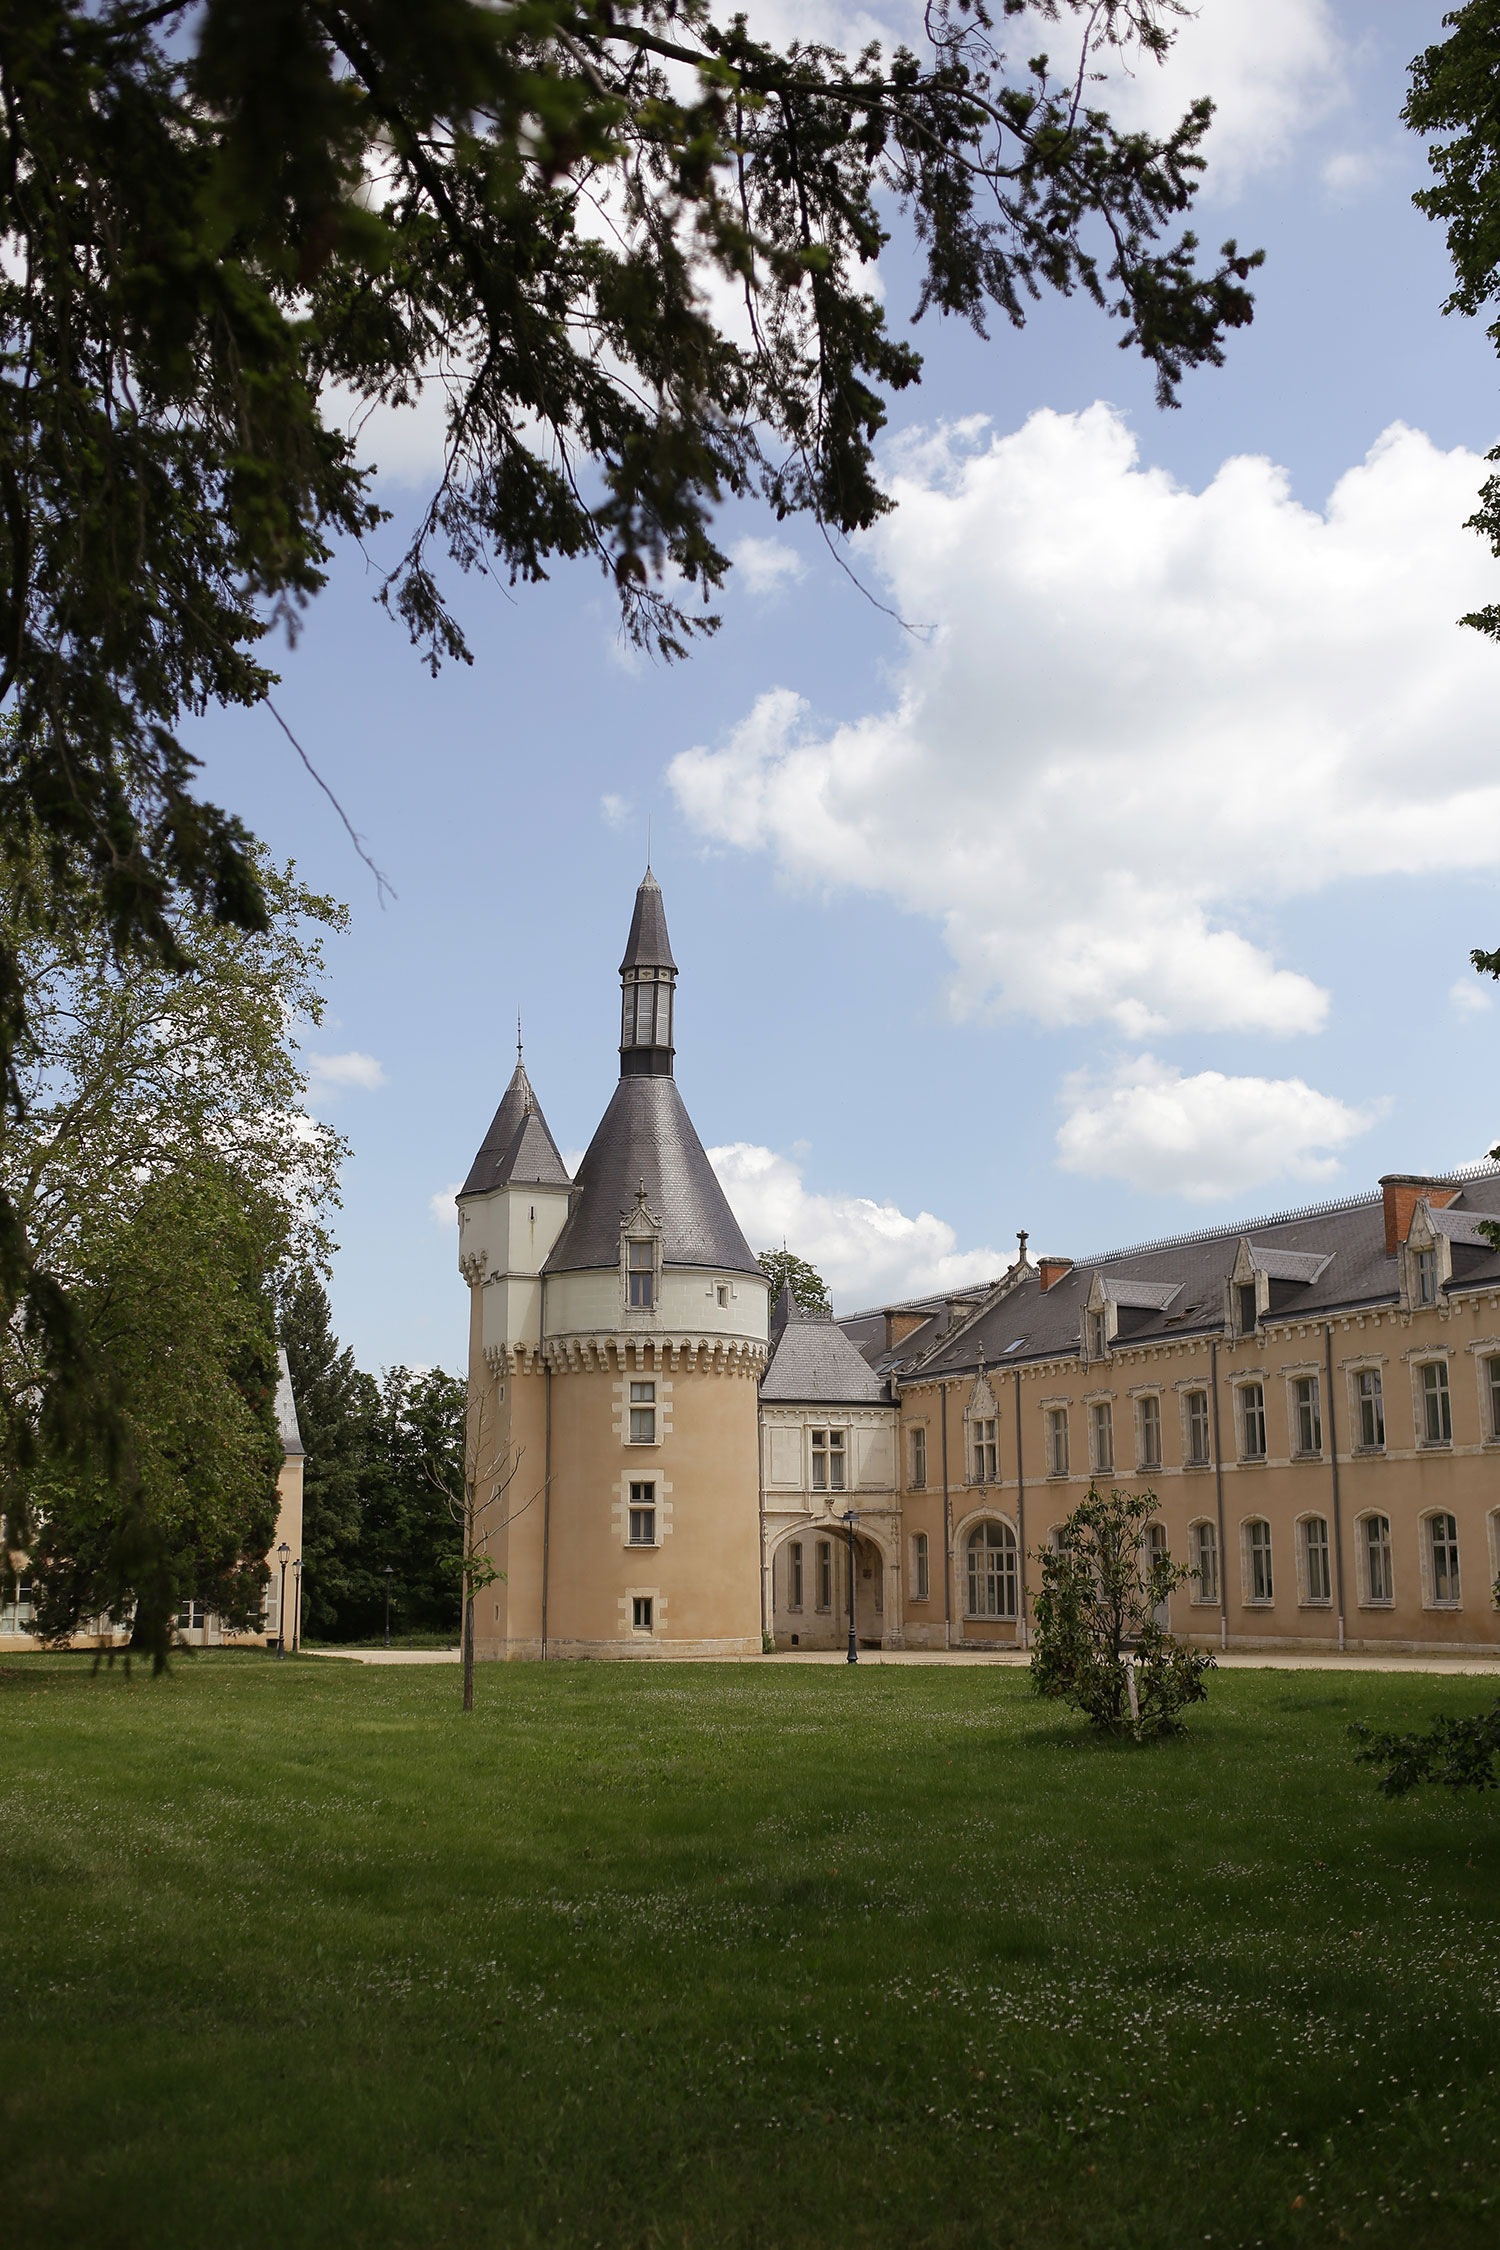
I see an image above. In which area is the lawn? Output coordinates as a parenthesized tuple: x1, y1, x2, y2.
(5, 1657, 1500, 2250)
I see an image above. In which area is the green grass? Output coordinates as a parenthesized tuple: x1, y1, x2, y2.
(6, 1658, 1500, 2250)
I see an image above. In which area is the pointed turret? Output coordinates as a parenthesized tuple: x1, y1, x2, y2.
(459, 1055, 571, 1199)
(619, 866, 677, 1077)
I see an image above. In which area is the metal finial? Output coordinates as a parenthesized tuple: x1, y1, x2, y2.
(517, 1011, 523, 1063)
(647, 812, 651, 871)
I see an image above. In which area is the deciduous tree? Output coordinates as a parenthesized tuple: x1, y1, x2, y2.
(1030, 1483, 1212, 1738)
(759, 1248, 833, 1317)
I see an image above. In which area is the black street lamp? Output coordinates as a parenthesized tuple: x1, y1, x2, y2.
(292, 1557, 302, 1653)
(383, 1563, 394, 1650)
(842, 1509, 859, 1665)
(276, 1541, 290, 1660)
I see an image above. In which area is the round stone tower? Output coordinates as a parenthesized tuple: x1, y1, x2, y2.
(458, 870, 770, 1658)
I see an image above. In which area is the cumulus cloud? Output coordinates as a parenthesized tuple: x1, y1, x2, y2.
(671, 407, 1500, 1041)
(430, 1181, 461, 1228)
(1056, 1055, 1381, 1202)
(600, 792, 633, 831)
(708, 1141, 1004, 1307)
(730, 535, 808, 597)
(306, 1050, 387, 1097)
(1450, 977, 1493, 1018)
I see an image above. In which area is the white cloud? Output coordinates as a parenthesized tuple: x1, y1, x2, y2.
(730, 535, 808, 598)
(707, 1140, 1004, 1306)
(671, 407, 1500, 1040)
(429, 1181, 461, 1228)
(305, 1050, 387, 1096)
(600, 792, 633, 831)
(1450, 977, 1493, 1018)
(1055, 1054, 1381, 1202)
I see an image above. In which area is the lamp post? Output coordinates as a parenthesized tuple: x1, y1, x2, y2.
(276, 1542, 290, 1660)
(383, 1564, 394, 1650)
(291, 1557, 302, 1653)
(842, 1509, 859, 1665)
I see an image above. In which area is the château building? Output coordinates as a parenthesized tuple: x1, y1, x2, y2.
(459, 870, 1500, 1661)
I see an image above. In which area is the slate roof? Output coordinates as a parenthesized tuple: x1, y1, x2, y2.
(275, 1347, 305, 1459)
(619, 867, 677, 973)
(761, 1309, 890, 1404)
(543, 1074, 761, 1276)
(910, 1168, 1500, 1381)
(459, 1060, 571, 1198)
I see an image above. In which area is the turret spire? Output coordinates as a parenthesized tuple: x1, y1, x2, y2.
(618, 867, 677, 1077)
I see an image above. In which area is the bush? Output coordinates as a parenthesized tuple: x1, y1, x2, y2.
(1351, 1698, 1500, 1795)
(1030, 1485, 1214, 1738)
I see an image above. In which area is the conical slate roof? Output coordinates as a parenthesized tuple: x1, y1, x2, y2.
(543, 1075, 759, 1275)
(459, 1060, 571, 1198)
(618, 868, 677, 974)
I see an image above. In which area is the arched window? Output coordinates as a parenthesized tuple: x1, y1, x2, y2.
(1426, 1512, 1462, 1606)
(1359, 1513, 1393, 1606)
(966, 1521, 1018, 1620)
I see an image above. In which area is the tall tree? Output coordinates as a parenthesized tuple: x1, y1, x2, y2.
(341, 1366, 467, 1640)
(0, 1, 1260, 1430)
(276, 1267, 376, 1636)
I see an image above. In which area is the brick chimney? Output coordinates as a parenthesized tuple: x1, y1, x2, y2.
(1038, 1256, 1074, 1293)
(1380, 1175, 1458, 1256)
(884, 1307, 932, 1352)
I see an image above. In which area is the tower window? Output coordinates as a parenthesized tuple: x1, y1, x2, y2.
(628, 1481, 656, 1545)
(627, 1239, 655, 1309)
(810, 1430, 845, 1492)
(716, 1283, 730, 1308)
(631, 1596, 653, 1631)
(629, 1381, 656, 1442)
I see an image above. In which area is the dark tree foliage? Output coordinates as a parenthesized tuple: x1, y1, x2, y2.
(1030, 1483, 1213, 1738)
(276, 1265, 377, 1634)
(1352, 1696, 1500, 1796)
(340, 1365, 466, 1640)
(0, 0, 1260, 1449)
(759, 1247, 832, 1316)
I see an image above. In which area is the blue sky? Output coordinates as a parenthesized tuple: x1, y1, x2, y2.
(189, 0, 1500, 1375)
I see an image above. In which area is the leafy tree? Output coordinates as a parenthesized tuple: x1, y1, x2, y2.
(1352, 1698, 1500, 1797)
(277, 1266, 377, 1635)
(24, 1159, 284, 1667)
(0, 853, 344, 1660)
(340, 1366, 467, 1640)
(0, 1, 1261, 1429)
(759, 1248, 833, 1318)
(1030, 1484, 1213, 1738)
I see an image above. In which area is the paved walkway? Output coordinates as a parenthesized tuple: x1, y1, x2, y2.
(309, 1645, 1500, 1676)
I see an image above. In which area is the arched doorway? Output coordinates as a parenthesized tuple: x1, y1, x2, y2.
(769, 1523, 891, 1650)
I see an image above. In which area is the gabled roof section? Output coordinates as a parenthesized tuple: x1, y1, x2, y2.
(543, 1074, 760, 1275)
(1425, 1203, 1496, 1248)
(1101, 1276, 1183, 1311)
(619, 867, 677, 973)
(761, 1310, 889, 1404)
(459, 1060, 572, 1198)
(275, 1347, 305, 1459)
(1247, 1244, 1333, 1283)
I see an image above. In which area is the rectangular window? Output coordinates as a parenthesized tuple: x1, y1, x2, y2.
(1046, 1408, 1069, 1477)
(1240, 1383, 1267, 1460)
(1090, 1401, 1114, 1474)
(1137, 1394, 1162, 1470)
(1421, 1361, 1452, 1445)
(1488, 1357, 1500, 1442)
(1356, 1368, 1385, 1450)
(972, 1417, 998, 1485)
(1415, 1247, 1437, 1306)
(1293, 1376, 1322, 1456)
(631, 1595, 653, 1631)
(1302, 1516, 1331, 1603)
(627, 1239, 655, 1309)
(1185, 1391, 1211, 1466)
(1363, 1514, 1393, 1604)
(716, 1283, 730, 1308)
(629, 1380, 657, 1443)
(1238, 1282, 1258, 1335)
(1247, 1520, 1273, 1603)
(1192, 1522, 1219, 1604)
(810, 1429, 846, 1492)
(912, 1531, 929, 1602)
(910, 1426, 927, 1490)
(816, 1540, 832, 1611)
(788, 1540, 803, 1610)
(176, 1598, 206, 1631)
(0, 1579, 35, 1634)
(1088, 1310, 1108, 1358)
(628, 1480, 656, 1545)
(1429, 1513, 1461, 1604)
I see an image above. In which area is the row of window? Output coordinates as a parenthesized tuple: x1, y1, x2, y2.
(915, 1358, 1492, 1490)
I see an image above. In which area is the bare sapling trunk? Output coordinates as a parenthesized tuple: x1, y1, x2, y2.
(430, 1380, 530, 1714)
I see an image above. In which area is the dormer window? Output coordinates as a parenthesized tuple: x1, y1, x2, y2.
(1414, 1247, 1437, 1307)
(1237, 1283, 1258, 1336)
(627, 1239, 655, 1308)
(1088, 1310, 1108, 1358)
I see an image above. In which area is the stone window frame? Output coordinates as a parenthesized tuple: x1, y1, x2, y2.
(785, 1538, 804, 1612)
(1232, 1375, 1269, 1464)
(619, 1197, 665, 1321)
(1408, 1352, 1454, 1450)
(815, 1537, 834, 1612)
(1294, 1510, 1333, 1608)
(1240, 1515, 1275, 1605)
(955, 1507, 1020, 1622)
(1464, 1338, 1500, 1446)
(1173, 1379, 1214, 1471)
(1041, 1399, 1071, 1480)
(1085, 1394, 1115, 1476)
(1187, 1517, 1219, 1605)
(809, 1425, 848, 1495)
(1419, 1508, 1463, 1610)
(910, 1530, 930, 1603)
(612, 1472, 673, 1548)
(1131, 1386, 1165, 1473)
(1354, 1509, 1395, 1608)
(1344, 1358, 1387, 1454)
(908, 1422, 928, 1491)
